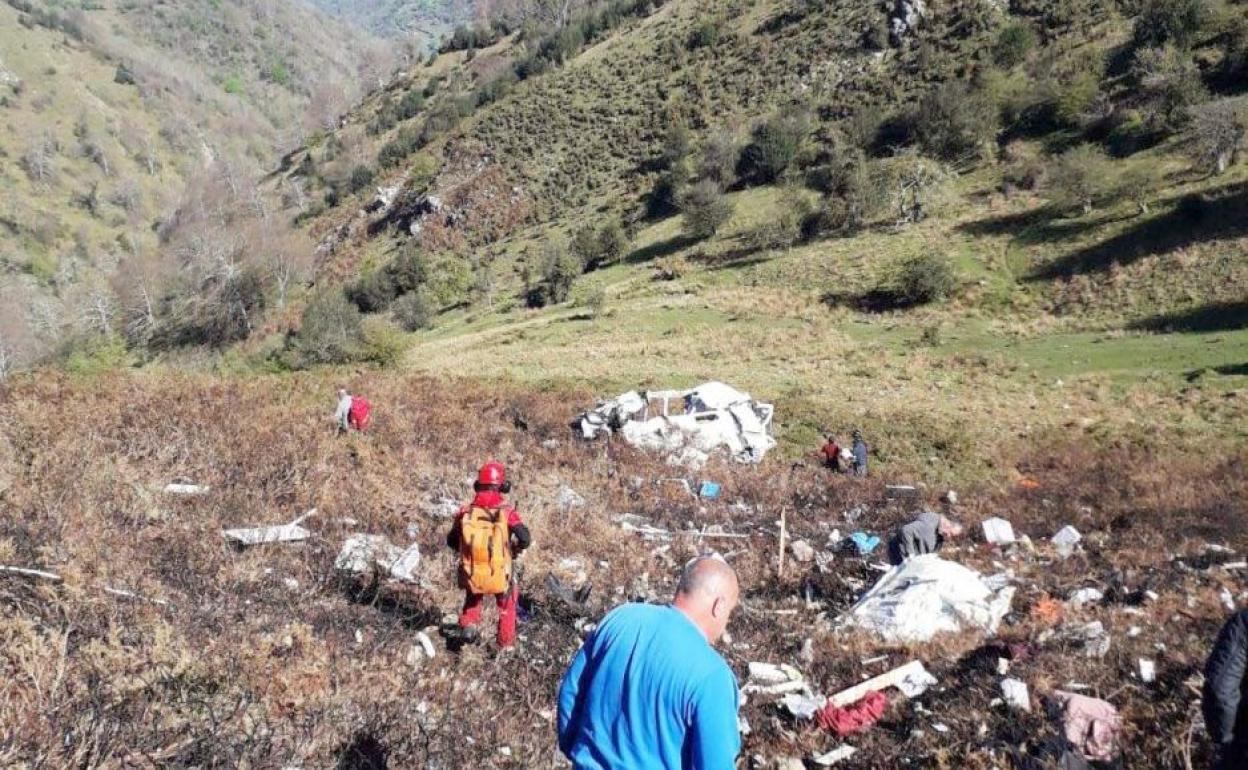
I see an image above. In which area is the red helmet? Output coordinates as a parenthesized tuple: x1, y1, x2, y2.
(477, 461, 506, 487)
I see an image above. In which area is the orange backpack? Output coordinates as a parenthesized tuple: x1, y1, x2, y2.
(458, 506, 512, 595)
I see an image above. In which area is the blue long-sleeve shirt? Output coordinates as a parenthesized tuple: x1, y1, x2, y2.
(557, 603, 740, 770)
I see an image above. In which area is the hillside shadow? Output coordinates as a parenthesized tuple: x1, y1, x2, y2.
(957, 205, 1116, 245)
(1129, 301, 1248, 333)
(1031, 184, 1248, 279)
(624, 234, 697, 264)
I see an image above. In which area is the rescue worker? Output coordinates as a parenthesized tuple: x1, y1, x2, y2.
(558, 556, 741, 770)
(851, 429, 869, 477)
(334, 389, 372, 432)
(1205, 608, 1248, 769)
(887, 510, 964, 564)
(820, 434, 844, 472)
(446, 462, 531, 648)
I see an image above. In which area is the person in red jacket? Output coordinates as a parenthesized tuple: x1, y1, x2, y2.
(446, 461, 531, 647)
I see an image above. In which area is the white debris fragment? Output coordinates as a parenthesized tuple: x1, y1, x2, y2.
(1068, 588, 1104, 608)
(897, 664, 939, 698)
(997, 658, 1010, 675)
(981, 517, 1016, 545)
(165, 483, 210, 496)
(335, 535, 421, 582)
(1221, 587, 1237, 611)
(283, 577, 300, 591)
(223, 523, 310, 546)
(776, 757, 804, 770)
(782, 692, 826, 720)
(1001, 678, 1031, 712)
(812, 746, 857, 766)
(830, 660, 933, 706)
(576, 382, 776, 465)
(1066, 620, 1111, 658)
(1052, 526, 1082, 558)
(790, 540, 816, 563)
(748, 662, 802, 685)
(416, 631, 436, 660)
(1138, 658, 1156, 683)
(844, 555, 1015, 643)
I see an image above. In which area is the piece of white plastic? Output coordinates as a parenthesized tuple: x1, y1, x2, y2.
(1001, 678, 1030, 712)
(844, 555, 1015, 643)
(981, 517, 1016, 545)
(1052, 526, 1082, 557)
(812, 746, 857, 766)
(164, 483, 209, 496)
(1138, 659, 1156, 683)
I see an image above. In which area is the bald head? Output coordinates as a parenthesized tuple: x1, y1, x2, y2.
(673, 556, 740, 644)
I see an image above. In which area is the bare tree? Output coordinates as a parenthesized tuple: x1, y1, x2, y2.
(21, 136, 58, 186)
(1189, 101, 1245, 176)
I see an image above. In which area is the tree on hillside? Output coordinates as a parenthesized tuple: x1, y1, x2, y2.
(739, 112, 810, 185)
(697, 130, 739, 187)
(1188, 101, 1245, 175)
(680, 180, 735, 240)
(913, 82, 997, 162)
(1133, 0, 1213, 49)
(297, 290, 362, 365)
(993, 22, 1037, 69)
(1132, 46, 1208, 130)
(1045, 144, 1119, 214)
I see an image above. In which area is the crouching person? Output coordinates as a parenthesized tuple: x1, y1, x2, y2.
(557, 555, 741, 770)
(1205, 608, 1248, 770)
(888, 510, 964, 564)
(334, 389, 372, 433)
(446, 462, 531, 648)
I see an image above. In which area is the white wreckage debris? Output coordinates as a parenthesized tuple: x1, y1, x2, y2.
(335, 534, 421, 582)
(222, 509, 317, 547)
(164, 482, 210, 496)
(573, 381, 775, 467)
(843, 555, 1015, 643)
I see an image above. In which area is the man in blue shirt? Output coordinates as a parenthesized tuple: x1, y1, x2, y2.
(557, 556, 741, 770)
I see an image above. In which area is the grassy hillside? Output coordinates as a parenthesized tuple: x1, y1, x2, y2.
(232, 0, 1248, 485)
(0, 0, 392, 370)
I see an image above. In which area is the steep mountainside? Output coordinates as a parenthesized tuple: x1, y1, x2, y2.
(306, 0, 470, 40)
(0, 0, 393, 368)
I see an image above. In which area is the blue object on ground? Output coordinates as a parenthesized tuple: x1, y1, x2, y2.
(850, 532, 881, 555)
(699, 481, 721, 499)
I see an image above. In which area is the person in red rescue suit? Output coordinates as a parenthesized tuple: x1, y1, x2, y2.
(445, 461, 532, 647)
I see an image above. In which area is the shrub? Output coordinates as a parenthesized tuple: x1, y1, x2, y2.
(360, 317, 408, 367)
(222, 74, 243, 95)
(993, 22, 1037, 68)
(531, 242, 582, 306)
(680, 180, 735, 240)
(348, 165, 375, 193)
(738, 112, 810, 185)
(1133, 0, 1212, 49)
(660, 123, 691, 170)
(114, 63, 136, 85)
(913, 82, 996, 161)
(296, 290, 363, 365)
(1053, 67, 1105, 128)
(1131, 46, 1209, 130)
(396, 89, 425, 120)
(392, 289, 433, 331)
(645, 162, 689, 218)
(595, 221, 629, 267)
(697, 131, 739, 187)
(1045, 144, 1119, 214)
(889, 253, 957, 307)
(688, 18, 721, 49)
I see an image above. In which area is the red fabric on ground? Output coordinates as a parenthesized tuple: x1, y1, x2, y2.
(815, 691, 888, 737)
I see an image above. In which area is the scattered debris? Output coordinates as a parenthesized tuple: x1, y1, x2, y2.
(775, 757, 804, 770)
(849, 532, 880, 555)
(1001, 678, 1031, 712)
(1063, 620, 1111, 658)
(885, 485, 919, 500)
(546, 573, 592, 615)
(1052, 525, 1083, 558)
(830, 660, 935, 706)
(573, 381, 776, 467)
(744, 662, 807, 697)
(844, 555, 1015, 642)
(416, 631, 436, 660)
(222, 509, 316, 547)
(782, 692, 825, 720)
(164, 482, 210, 496)
(1050, 691, 1122, 762)
(1138, 658, 1156, 683)
(981, 517, 1016, 545)
(812, 746, 857, 766)
(698, 481, 721, 499)
(334, 535, 421, 582)
(790, 540, 816, 563)
(1067, 587, 1104, 608)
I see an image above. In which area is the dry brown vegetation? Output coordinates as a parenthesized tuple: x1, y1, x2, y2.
(0, 371, 1245, 767)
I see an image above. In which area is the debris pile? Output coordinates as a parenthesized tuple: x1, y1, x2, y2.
(573, 381, 775, 467)
(334, 535, 421, 582)
(843, 555, 1015, 642)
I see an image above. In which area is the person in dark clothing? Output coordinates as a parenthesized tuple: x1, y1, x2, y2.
(851, 430, 868, 477)
(1205, 609, 1248, 770)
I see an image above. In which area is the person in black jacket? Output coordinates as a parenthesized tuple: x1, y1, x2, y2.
(1205, 609, 1248, 769)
